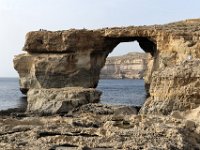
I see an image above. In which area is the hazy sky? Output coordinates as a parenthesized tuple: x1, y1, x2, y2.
(0, 0, 200, 77)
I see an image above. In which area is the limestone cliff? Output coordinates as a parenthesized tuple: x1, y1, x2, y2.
(14, 18, 200, 114)
(100, 52, 148, 79)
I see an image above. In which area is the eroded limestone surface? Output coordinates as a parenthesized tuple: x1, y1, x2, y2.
(1, 104, 200, 150)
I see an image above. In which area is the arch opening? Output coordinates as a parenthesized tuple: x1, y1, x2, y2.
(98, 39, 156, 107)
(108, 41, 144, 57)
(108, 37, 157, 57)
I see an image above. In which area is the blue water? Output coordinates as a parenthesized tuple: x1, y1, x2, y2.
(97, 79, 146, 106)
(0, 78, 26, 110)
(0, 78, 146, 111)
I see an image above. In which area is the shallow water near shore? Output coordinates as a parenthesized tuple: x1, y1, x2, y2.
(0, 78, 146, 111)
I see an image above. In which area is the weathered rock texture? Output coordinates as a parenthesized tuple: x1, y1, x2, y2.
(100, 52, 148, 79)
(140, 60, 200, 115)
(1, 104, 200, 149)
(14, 18, 200, 114)
(27, 88, 101, 115)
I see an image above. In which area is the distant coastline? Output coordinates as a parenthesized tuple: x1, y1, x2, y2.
(100, 52, 148, 79)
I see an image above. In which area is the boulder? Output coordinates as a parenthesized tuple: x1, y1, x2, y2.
(26, 88, 101, 115)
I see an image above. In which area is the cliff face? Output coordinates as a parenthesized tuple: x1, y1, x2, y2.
(13, 19, 200, 114)
(100, 52, 148, 79)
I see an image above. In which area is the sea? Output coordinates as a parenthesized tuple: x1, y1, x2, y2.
(0, 78, 146, 111)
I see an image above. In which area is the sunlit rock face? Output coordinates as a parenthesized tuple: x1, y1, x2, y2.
(14, 19, 200, 114)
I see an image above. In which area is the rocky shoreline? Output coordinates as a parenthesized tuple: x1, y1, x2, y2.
(1, 103, 200, 149)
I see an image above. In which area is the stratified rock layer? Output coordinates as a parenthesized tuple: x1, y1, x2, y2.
(27, 88, 101, 115)
(14, 19, 200, 114)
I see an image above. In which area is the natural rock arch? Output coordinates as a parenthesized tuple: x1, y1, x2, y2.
(98, 37, 157, 94)
(14, 30, 158, 91)
(14, 19, 200, 115)
(100, 38, 156, 98)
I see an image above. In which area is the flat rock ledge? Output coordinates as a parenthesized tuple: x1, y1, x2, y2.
(27, 88, 101, 115)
